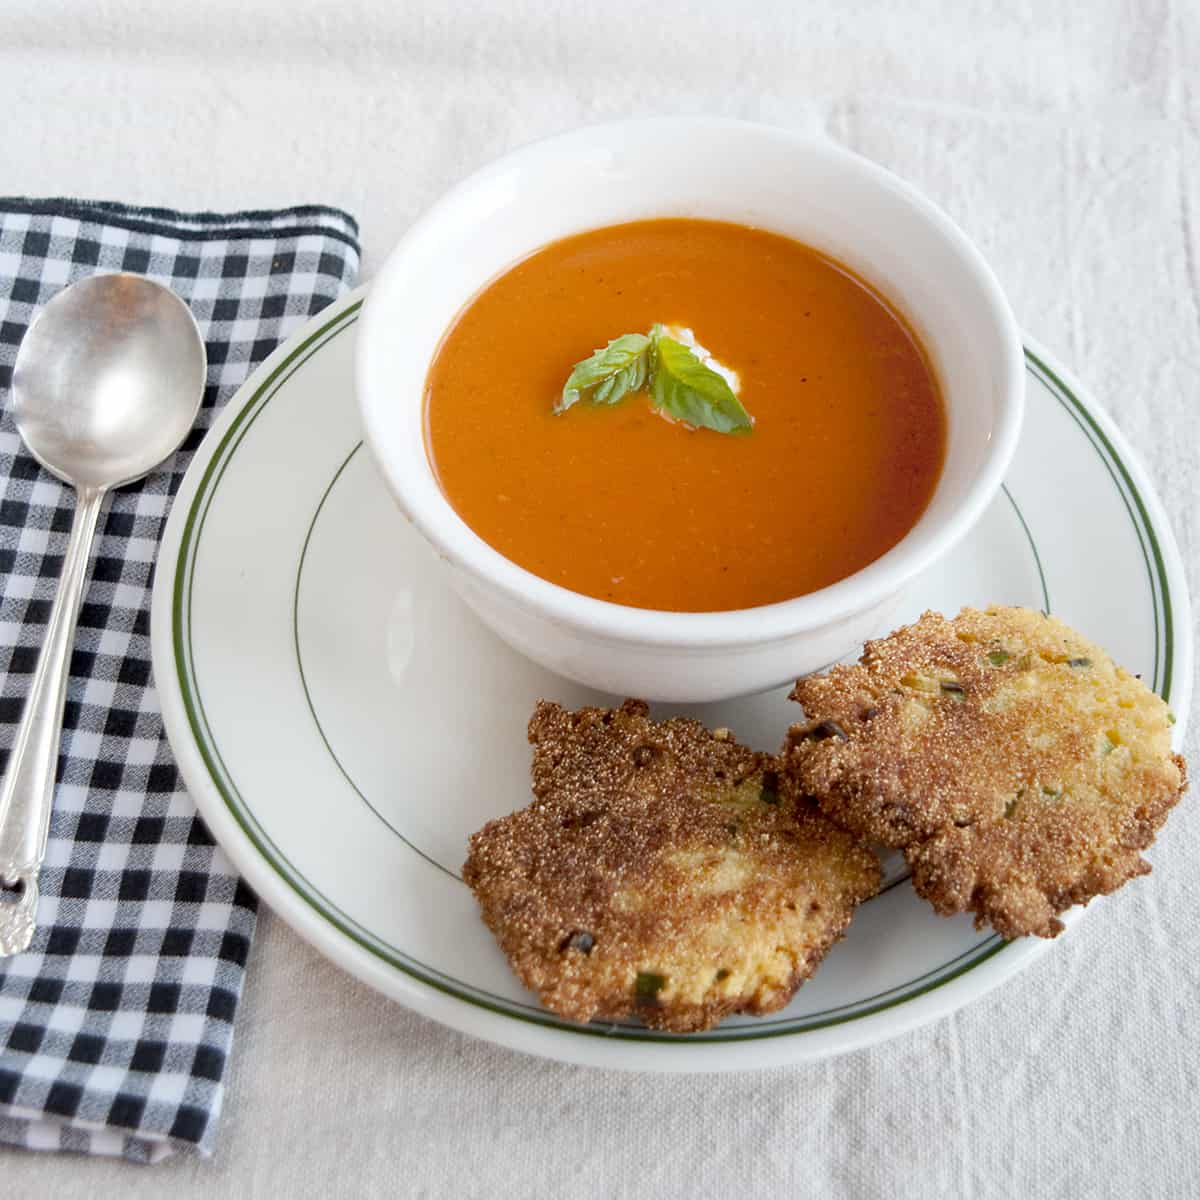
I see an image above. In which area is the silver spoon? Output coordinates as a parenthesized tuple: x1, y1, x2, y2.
(0, 274, 206, 956)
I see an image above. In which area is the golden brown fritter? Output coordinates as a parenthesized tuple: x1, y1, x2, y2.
(784, 606, 1187, 939)
(464, 699, 880, 1032)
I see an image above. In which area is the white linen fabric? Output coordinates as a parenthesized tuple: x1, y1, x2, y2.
(2, 0, 1197, 1196)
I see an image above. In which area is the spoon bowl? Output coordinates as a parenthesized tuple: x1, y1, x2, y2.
(12, 273, 206, 489)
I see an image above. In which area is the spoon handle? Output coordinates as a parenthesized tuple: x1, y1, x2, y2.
(0, 486, 106, 956)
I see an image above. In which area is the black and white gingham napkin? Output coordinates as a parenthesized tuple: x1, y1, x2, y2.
(0, 199, 360, 1161)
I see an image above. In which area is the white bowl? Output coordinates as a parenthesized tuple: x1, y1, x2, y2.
(357, 118, 1025, 702)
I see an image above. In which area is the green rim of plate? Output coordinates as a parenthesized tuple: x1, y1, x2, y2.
(170, 300, 1176, 1044)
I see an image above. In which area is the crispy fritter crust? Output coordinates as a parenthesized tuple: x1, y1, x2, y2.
(464, 699, 880, 1032)
(784, 606, 1187, 939)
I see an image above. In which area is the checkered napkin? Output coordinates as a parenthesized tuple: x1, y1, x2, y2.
(0, 199, 360, 1161)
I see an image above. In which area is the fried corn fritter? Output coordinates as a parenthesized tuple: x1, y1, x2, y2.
(464, 700, 880, 1033)
(785, 606, 1187, 939)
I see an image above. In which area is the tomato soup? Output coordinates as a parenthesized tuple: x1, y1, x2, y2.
(424, 219, 945, 612)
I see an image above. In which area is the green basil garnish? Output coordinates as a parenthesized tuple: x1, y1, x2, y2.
(651, 334, 752, 434)
(556, 332, 653, 414)
(556, 324, 753, 435)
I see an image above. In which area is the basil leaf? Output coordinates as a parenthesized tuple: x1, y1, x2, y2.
(556, 333, 653, 413)
(650, 336, 752, 433)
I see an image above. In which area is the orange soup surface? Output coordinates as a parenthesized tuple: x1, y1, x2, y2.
(424, 219, 945, 612)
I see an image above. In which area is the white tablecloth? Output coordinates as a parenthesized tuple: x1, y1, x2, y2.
(5, 1, 1198, 1194)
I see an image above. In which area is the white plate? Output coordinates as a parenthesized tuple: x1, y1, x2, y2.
(150, 289, 1192, 1070)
